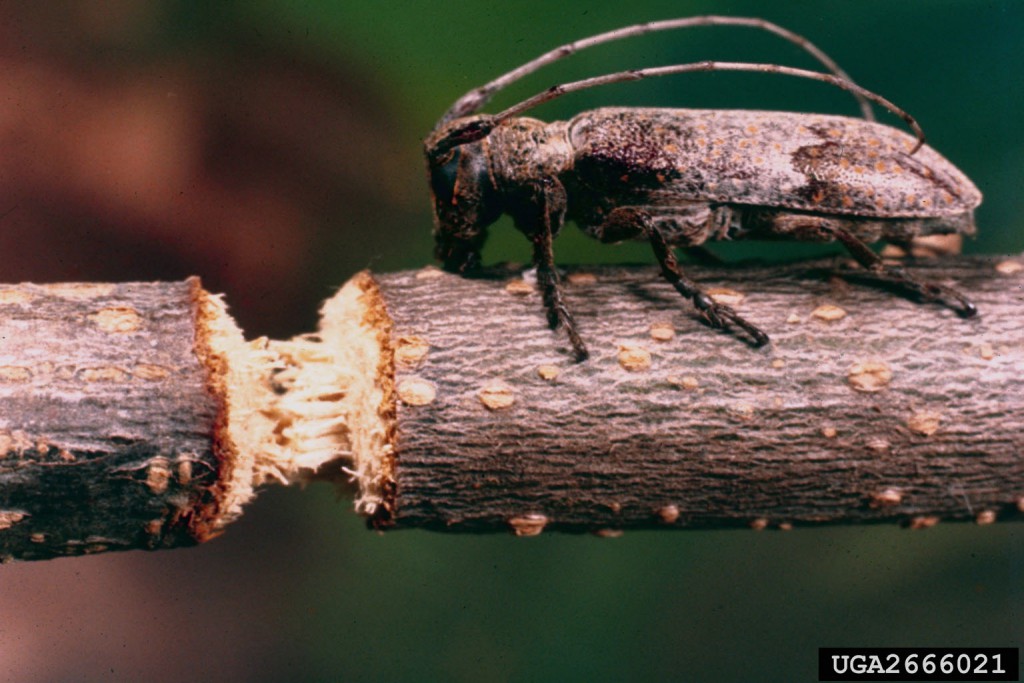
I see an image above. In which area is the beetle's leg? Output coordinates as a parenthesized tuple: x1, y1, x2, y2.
(520, 178, 589, 361)
(601, 207, 769, 346)
(532, 221, 589, 362)
(831, 227, 977, 317)
(650, 225, 771, 346)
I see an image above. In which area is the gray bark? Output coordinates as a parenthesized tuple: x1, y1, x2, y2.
(1, 256, 1021, 561)
(375, 256, 1024, 533)
(0, 280, 227, 561)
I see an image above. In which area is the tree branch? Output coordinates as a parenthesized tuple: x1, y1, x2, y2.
(1, 256, 1022, 560)
(373, 256, 1024, 534)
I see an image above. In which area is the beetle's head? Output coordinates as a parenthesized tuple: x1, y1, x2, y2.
(424, 116, 503, 273)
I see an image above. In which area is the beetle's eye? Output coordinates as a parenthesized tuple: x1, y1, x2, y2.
(430, 150, 460, 206)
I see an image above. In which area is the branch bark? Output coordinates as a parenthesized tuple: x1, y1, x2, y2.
(374, 256, 1024, 534)
(0, 256, 1021, 560)
(0, 280, 235, 560)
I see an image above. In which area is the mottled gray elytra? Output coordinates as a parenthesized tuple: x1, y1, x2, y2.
(424, 16, 981, 361)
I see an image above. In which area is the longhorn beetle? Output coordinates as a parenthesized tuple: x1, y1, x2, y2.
(424, 16, 981, 361)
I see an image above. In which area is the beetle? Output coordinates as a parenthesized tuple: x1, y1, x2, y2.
(424, 16, 981, 361)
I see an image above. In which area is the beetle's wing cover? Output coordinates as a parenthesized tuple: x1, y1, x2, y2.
(568, 108, 981, 218)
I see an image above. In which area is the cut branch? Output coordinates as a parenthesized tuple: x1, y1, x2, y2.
(1, 256, 1022, 560)
(373, 256, 1024, 534)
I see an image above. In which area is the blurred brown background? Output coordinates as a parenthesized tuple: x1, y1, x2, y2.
(0, 0, 424, 340)
(1, 1, 1022, 681)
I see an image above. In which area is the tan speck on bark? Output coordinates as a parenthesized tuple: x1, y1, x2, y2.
(88, 307, 143, 333)
(811, 304, 847, 322)
(0, 511, 27, 530)
(394, 335, 430, 367)
(618, 344, 651, 371)
(847, 360, 892, 392)
(870, 488, 902, 508)
(397, 377, 437, 406)
(975, 510, 996, 525)
(505, 279, 534, 295)
(146, 458, 172, 495)
(656, 505, 680, 524)
(566, 272, 598, 285)
(907, 410, 942, 436)
(508, 514, 547, 536)
(909, 516, 940, 530)
(479, 381, 515, 410)
(415, 265, 446, 279)
(536, 365, 560, 381)
(668, 374, 699, 390)
(707, 288, 745, 306)
(649, 322, 675, 341)
(995, 259, 1023, 275)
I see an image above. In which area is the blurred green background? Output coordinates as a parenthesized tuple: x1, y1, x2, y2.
(0, 1, 1021, 681)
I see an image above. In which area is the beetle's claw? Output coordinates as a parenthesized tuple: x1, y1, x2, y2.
(570, 339, 590, 363)
(696, 298, 770, 348)
(917, 282, 978, 319)
(939, 287, 978, 318)
(946, 293, 979, 319)
(721, 309, 771, 348)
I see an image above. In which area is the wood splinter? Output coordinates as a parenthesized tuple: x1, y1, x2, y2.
(0, 256, 1022, 561)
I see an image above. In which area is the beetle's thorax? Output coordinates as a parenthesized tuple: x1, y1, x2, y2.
(486, 117, 573, 188)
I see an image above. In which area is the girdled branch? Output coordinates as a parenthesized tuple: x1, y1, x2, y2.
(0, 255, 1021, 560)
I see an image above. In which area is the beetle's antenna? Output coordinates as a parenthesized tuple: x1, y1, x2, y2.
(491, 61, 926, 154)
(439, 16, 874, 126)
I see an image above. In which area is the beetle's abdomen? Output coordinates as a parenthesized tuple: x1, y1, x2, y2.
(567, 108, 981, 219)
